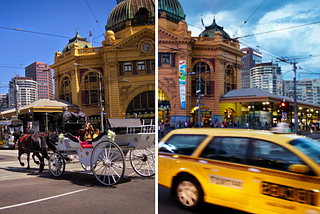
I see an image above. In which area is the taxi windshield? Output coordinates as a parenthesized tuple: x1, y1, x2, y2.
(290, 138, 320, 165)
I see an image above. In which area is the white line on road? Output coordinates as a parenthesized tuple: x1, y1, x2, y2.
(0, 189, 88, 210)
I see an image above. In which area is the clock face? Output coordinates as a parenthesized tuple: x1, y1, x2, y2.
(142, 43, 152, 52)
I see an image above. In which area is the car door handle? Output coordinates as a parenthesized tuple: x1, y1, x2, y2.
(248, 167, 261, 173)
(199, 160, 208, 164)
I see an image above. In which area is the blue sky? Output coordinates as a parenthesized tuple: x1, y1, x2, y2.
(1, 0, 319, 95)
(0, 0, 116, 93)
(180, 0, 320, 81)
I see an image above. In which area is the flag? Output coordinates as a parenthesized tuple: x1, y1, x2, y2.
(201, 16, 204, 26)
(89, 26, 92, 37)
(89, 26, 92, 45)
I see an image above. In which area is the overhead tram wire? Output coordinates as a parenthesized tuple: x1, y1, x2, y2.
(239, 39, 320, 66)
(85, 0, 105, 36)
(238, 40, 283, 61)
(233, 0, 267, 37)
(0, 26, 70, 39)
(0, 65, 25, 69)
(235, 21, 320, 39)
(0, 26, 102, 44)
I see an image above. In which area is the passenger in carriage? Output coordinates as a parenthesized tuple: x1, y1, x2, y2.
(93, 128, 99, 139)
(79, 123, 94, 144)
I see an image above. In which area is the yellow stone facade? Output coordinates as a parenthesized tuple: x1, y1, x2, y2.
(158, 14, 244, 126)
(51, 25, 155, 125)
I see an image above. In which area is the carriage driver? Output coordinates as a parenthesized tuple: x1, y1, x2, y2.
(74, 105, 87, 123)
(51, 106, 78, 143)
(57, 106, 79, 133)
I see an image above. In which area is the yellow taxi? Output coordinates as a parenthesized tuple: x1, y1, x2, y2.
(158, 127, 320, 213)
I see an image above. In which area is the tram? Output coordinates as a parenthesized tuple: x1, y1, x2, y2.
(0, 118, 23, 149)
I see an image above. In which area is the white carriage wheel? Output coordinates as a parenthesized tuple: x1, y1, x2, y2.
(91, 140, 125, 186)
(48, 153, 65, 177)
(129, 148, 155, 177)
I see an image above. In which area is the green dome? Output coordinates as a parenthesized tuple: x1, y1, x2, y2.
(62, 30, 93, 54)
(158, 0, 185, 23)
(199, 18, 230, 39)
(106, 0, 155, 33)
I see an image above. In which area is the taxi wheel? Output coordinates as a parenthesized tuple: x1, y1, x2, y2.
(176, 176, 203, 211)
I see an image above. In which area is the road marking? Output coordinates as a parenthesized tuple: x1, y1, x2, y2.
(0, 189, 88, 210)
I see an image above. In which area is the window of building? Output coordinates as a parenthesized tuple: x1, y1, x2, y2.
(124, 62, 132, 72)
(126, 91, 155, 117)
(83, 72, 101, 105)
(151, 60, 155, 70)
(191, 62, 212, 96)
(85, 90, 98, 104)
(61, 76, 71, 102)
(138, 61, 145, 71)
(91, 90, 98, 103)
(225, 65, 235, 93)
(162, 53, 170, 64)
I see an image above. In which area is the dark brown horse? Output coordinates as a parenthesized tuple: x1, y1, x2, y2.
(14, 130, 49, 172)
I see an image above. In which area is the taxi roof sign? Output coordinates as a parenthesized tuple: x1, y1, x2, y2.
(271, 122, 292, 134)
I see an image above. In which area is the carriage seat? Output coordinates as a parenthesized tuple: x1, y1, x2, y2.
(64, 132, 93, 148)
(65, 132, 79, 142)
(64, 121, 86, 136)
(92, 131, 107, 142)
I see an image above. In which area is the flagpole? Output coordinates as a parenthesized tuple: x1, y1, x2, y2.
(201, 15, 204, 37)
(89, 26, 92, 45)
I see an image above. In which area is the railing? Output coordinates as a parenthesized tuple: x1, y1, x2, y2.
(78, 47, 102, 54)
(126, 125, 156, 134)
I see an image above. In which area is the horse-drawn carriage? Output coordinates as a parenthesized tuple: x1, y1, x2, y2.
(48, 118, 155, 186)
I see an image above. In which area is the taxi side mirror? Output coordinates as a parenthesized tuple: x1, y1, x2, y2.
(289, 164, 310, 174)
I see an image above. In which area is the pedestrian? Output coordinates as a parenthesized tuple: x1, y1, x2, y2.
(234, 121, 238, 128)
(185, 121, 188, 128)
(160, 122, 164, 137)
(170, 123, 175, 130)
(214, 119, 218, 128)
(178, 120, 181, 128)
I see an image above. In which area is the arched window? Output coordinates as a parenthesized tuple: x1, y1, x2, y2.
(83, 71, 101, 105)
(191, 62, 212, 95)
(225, 65, 235, 93)
(126, 91, 155, 119)
(60, 76, 71, 101)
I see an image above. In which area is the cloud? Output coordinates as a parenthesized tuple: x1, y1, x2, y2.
(183, 0, 320, 79)
(251, 1, 320, 74)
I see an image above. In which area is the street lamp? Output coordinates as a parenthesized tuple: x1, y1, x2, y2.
(73, 63, 104, 132)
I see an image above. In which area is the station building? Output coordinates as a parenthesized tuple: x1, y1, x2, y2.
(158, 0, 320, 129)
(158, 0, 243, 126)
(50, 0, 155, 128)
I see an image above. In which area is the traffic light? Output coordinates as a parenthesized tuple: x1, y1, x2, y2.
(280, 101, 289, 112)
